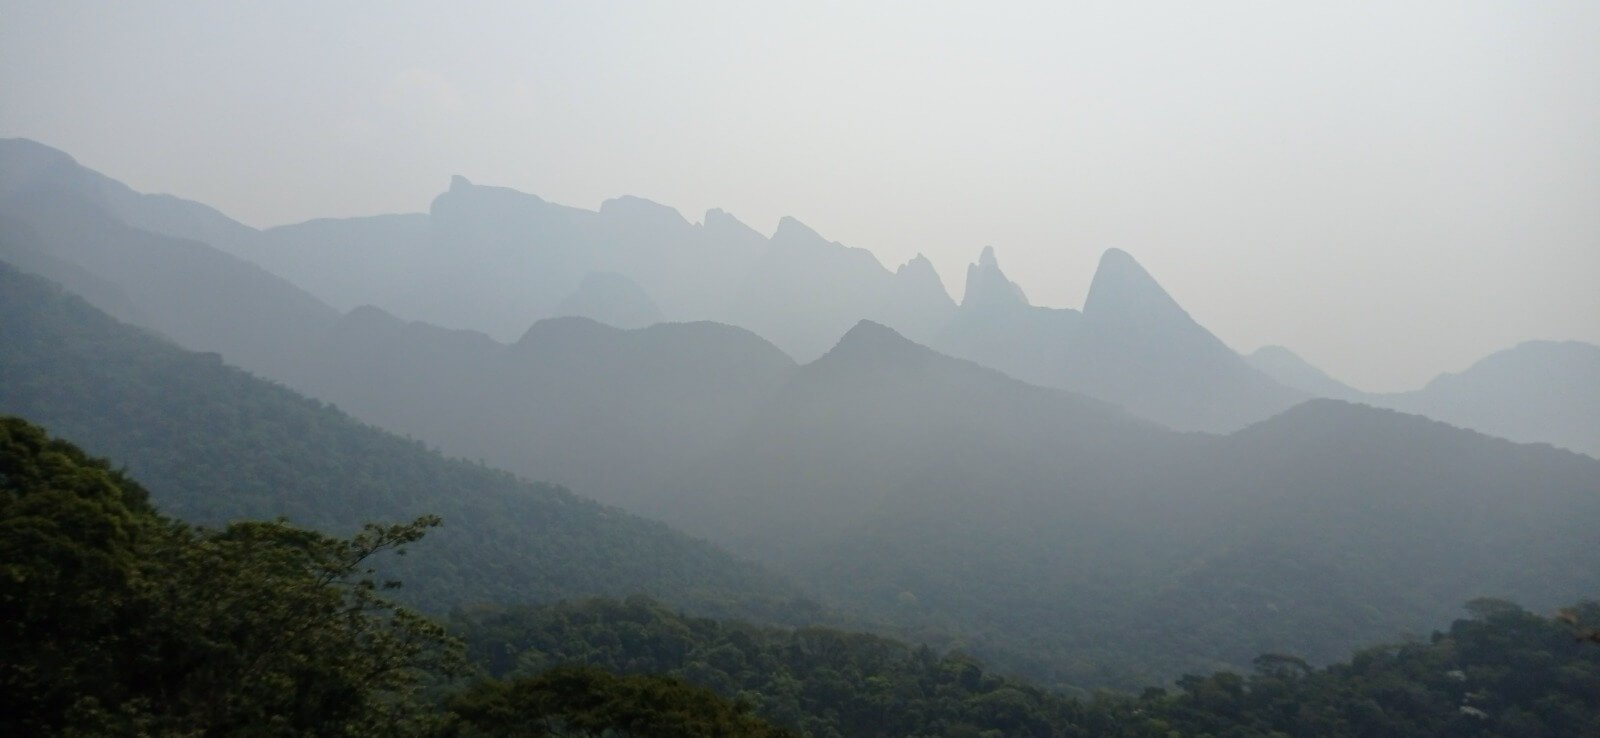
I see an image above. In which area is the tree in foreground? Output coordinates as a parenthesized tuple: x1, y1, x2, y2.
(0, 415, 462, 736)
(0, 414, 797, 737)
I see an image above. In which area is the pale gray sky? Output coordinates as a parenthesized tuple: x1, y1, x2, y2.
(3, 1, 1596, 391)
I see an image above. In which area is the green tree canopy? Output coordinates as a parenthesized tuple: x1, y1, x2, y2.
(0, 415, 461, 736)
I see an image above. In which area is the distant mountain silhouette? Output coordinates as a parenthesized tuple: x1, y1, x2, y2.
(1057, 248, 1307, 430)
(1384, 341, 1600, 457)
(723, 216, 947, 359)
(1246, 345, 1366, 400)
(285, 310, 797, 513)
(0, 176, 337, 381)
(1247, 340, 1600, 458)
(932, 246, 1080, 390)
(552, 272, 663, 329)
(248, 213, 432, 314)
(0, 139, 1290, 432)
(932, 247, 1304, 431)
(0, 137, 253, 249)
(2, 136, 1590, 448)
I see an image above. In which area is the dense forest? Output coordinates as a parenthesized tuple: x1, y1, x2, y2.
(453, 596, 1600, 738)
(6, 415, 1598, 736)
(0, 416, 792, 736)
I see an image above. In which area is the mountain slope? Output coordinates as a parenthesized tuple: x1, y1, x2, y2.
(551, 271, 663, 329)
(1060, 248, 1306, 431)
(671, 321, 1600, 687)
(932, 246, 1081, 389)
(0, 178, 339, 382)
(0, 262, 800, 617)
(451, 596, 1600, 738)
(929, 247, 1304, 432)
(0, 137, 255, 250)
(245, 213, 433, 314)
(281, 311, 798, 513)
(1385, 341, 1600, 458)
(1248, 340, 1600, 458)
(1246, 344, 1365, 400)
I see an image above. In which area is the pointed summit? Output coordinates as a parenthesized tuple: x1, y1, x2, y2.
(833, 319, 913, 349)
(819, 319, 934, 367)
(897, 252, 937, 277)
(893, 252, 948, 294)
(1081, 248, 1188, 324)
(449, 174, 473, 192)
(961, 246, 1028, 311)
(702, 207, 763, 240)
(1066, 248, 1306, 432)
(772, 215, 827, 245)
(894, 253, 947, 294)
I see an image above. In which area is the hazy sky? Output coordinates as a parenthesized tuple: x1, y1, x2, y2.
(3, 2, 1596, 391)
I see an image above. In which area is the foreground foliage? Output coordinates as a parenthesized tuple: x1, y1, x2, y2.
(0, 415, 796, 737)
(0, 416, 459, 735)
(1139, 598, 1600, 737)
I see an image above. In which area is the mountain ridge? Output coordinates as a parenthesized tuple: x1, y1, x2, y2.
(0, 261, 806, 619)
(2, 136, 1589, 450)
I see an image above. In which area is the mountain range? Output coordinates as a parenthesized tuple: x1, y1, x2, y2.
(6, 137, 1595, 450)
(2, 136, 1597, 688)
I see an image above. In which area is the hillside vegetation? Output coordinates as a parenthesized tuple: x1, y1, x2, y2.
(9, 414, 1596, 736)
(0, 261, 802, 620)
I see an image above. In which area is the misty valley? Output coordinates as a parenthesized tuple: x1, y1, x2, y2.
(2, 136, 1597, 737)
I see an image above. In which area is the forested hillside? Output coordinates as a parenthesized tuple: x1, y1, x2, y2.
(6, 413, 1597, 737)
(1137, 599, 1600, 737)
(0, 416, 798, 737)
(5, 254, 1597, 689)
(0, 415, 458, 735)
(669, 320, 1600, 687)
(0, 261, 803, 619)
(452, 596, 1600, 738)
